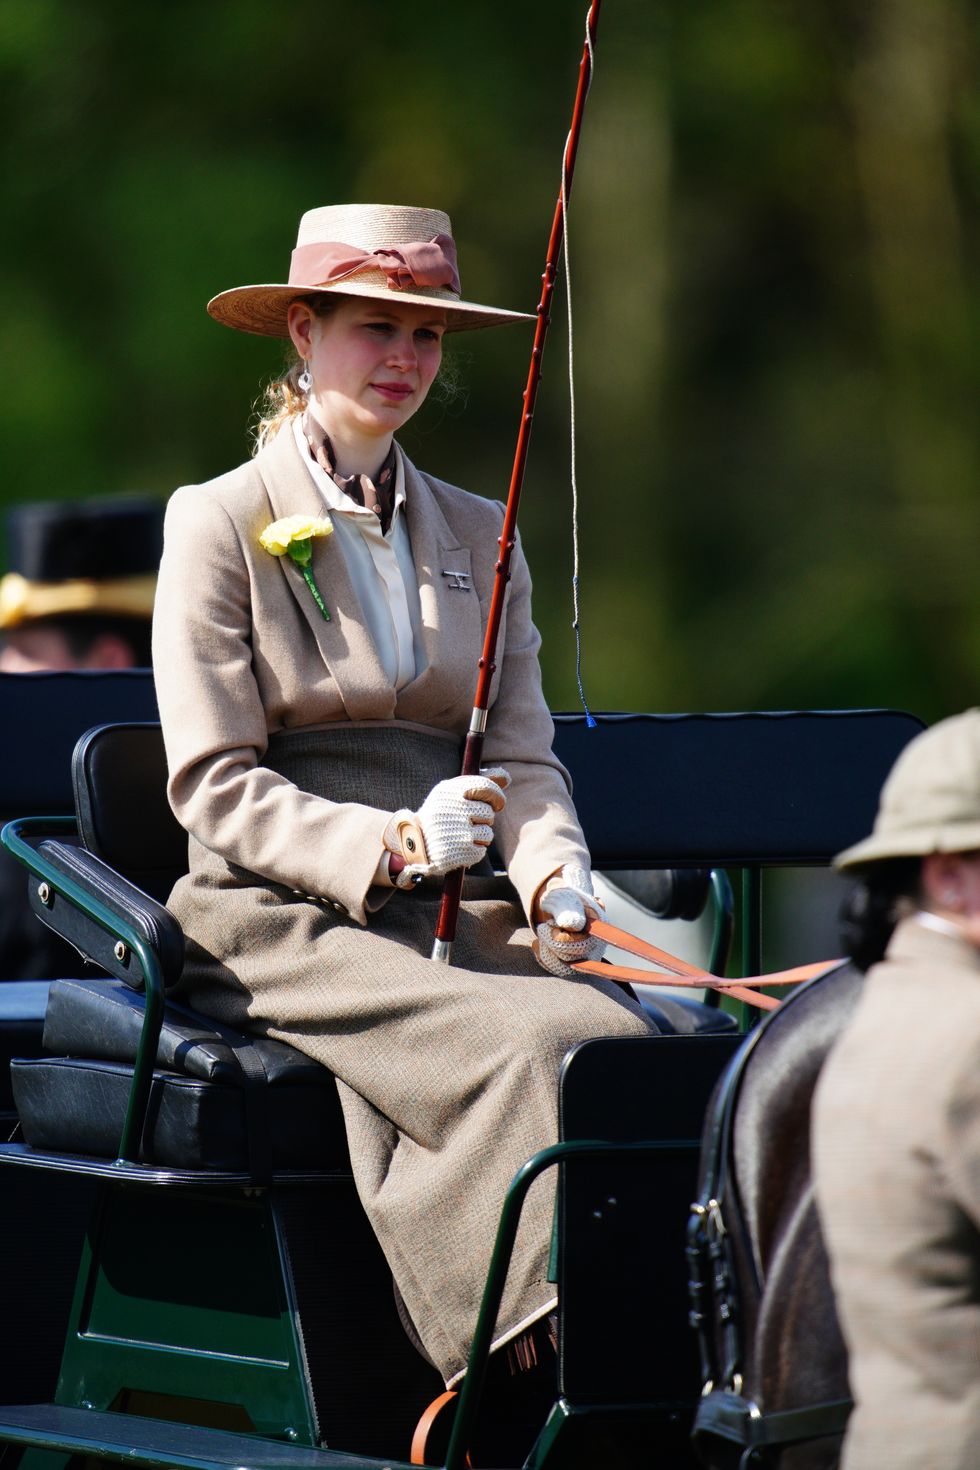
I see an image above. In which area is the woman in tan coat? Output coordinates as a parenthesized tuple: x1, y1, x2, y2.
(813, 708, 980, 1470)
(153, 203, 653, 1396)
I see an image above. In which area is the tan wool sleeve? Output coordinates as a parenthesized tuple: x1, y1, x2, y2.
(153, 484, 390, 925)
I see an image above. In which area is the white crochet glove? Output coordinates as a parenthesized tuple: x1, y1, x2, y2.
(534, 865, 605, 977)
(383, 768, 509, 889)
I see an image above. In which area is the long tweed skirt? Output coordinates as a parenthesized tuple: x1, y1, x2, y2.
(168, 722, 655, 1385)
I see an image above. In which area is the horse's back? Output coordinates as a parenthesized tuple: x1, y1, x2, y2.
(694, 961, 864, 1468)
(735, 963, 865, 1278)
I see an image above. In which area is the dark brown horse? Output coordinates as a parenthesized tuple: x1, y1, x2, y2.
(689, 961, 863, 1469)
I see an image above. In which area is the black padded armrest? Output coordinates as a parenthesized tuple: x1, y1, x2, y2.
(43, 979, 330, 1088)
(31, 839, 184, 990)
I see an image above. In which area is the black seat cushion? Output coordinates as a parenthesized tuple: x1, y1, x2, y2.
(632, 988, 738, 1036)
(12, 979, 350, 1173)
(42, 979, 327, 1085)
(11, 1056, 348, 1171)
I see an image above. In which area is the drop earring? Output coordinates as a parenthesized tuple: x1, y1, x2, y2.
(298, 358, 313, 395)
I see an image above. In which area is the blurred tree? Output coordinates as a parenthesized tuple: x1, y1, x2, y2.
(0, 0, 976, 723)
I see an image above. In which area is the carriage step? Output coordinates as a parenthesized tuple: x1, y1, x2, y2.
(0, 1404, 414, 1470)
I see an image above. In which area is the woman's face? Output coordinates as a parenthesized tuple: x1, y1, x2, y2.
(288, 296, 446, 442)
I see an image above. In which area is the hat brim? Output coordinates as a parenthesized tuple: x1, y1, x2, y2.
(834, 821, 980, 871)
(207, 280, 534, 336)
(0, 572, 156, 630)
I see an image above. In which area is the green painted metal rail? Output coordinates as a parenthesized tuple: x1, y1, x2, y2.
(1, 815, 166, 1164)
(445, 1136, 698, 1470)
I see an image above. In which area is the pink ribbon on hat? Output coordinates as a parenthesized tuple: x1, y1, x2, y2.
(288, 233, 461, 295)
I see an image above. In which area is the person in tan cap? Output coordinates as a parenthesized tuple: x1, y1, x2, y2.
(812, 708, 980, 1470)
(153, 201, 653, 1439)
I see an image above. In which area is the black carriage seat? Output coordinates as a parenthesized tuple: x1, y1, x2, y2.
(12, 978, 348, 1173)
(0, 669, 160, 1086)
(9, 707, 928, 1182)
(10, 722, 349, 1178)
(10, 720, 737, 1178)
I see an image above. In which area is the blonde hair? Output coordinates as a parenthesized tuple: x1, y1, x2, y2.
(252, 295, 339, 453)
(253, 358, 308, 453)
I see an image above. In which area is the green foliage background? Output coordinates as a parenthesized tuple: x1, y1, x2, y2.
(0, 0, 977, 724)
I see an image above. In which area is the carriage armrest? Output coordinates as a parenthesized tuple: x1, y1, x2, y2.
(2, 818, 172, 1163)
(31, 840, 184, 992)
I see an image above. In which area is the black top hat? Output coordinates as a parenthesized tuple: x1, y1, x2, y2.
(0, 496, 165, 629)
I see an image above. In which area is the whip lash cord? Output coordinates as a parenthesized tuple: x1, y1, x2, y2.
(562, 15, 597, 729)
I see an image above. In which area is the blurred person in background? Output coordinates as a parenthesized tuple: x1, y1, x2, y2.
(0, 497, 163, 977)
(0, 498, 161, 674)
(813, 708, 980, 1470)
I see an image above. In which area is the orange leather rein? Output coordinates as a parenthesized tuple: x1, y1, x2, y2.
(573, 917, 840, 1012)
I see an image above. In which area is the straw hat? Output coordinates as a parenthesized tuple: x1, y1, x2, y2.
(207, 203, 534, 336)
(835, 709, 980, 870)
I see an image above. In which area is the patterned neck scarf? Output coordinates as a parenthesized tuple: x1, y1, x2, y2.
(302, 413, 397, 534)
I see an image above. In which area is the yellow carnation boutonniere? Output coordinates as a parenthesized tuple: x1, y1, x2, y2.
(260, 515, 333, 622)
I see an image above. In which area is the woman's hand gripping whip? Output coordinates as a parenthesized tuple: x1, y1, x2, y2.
(431, 0, 601, 964)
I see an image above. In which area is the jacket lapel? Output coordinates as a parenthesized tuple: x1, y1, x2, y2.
(254, 426, 392, 717)
(396, 453, 483, 723)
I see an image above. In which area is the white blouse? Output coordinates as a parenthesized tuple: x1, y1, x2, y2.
(292, 420, 426, 690)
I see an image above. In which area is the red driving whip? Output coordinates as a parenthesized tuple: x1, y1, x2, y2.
(432, 0, 602, 963)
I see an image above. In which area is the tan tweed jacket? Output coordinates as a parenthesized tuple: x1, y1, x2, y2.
(813, 917, 980, 1469)
(152, 424, 590, 922)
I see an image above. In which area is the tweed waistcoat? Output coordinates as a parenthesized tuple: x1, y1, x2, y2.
(264, 722, 461, 809)
(184, 722, 495, 892)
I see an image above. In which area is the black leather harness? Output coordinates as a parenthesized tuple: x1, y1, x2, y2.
(688, 981, 852, 1466)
